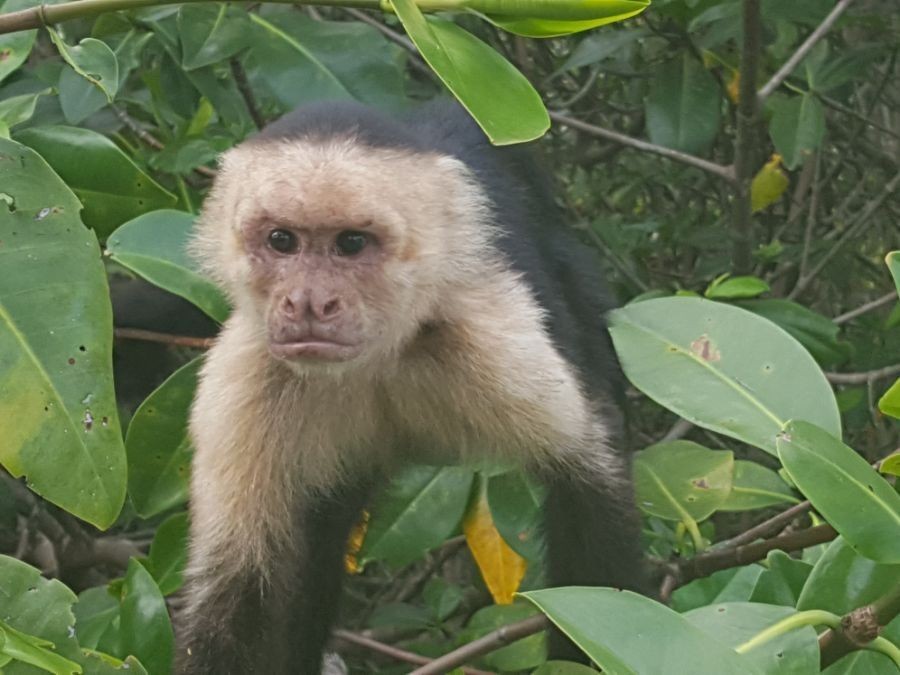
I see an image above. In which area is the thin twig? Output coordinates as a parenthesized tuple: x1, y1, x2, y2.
(341, 8, 436, 79)
(757, 0, 856, 102)
(114, 327, 215, 349)
(229, 58, 266, 130)
(660, 418, 694, 442)
(550, 112, 735, 183)
(730, 0, 762, 274)
(833, 291, 899, 325)
(797, 150, 821, 280)
(826, 364, 900, 385)
(332, 630, 492, 675)
(717, 500, 812, 550)
(409, 615, 550, 675)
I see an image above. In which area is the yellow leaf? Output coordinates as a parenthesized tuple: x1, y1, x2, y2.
(344, 510, 369, 574)
(463, 486, 527, 604)
(751, 154, 789, 213)
(727, 69, 740, 104)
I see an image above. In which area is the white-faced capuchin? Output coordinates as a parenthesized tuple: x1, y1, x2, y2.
(177, 100, 647, 674)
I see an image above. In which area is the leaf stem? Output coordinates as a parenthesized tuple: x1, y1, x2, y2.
(682, 516, 706, 553)
(735, 610, 840, 654)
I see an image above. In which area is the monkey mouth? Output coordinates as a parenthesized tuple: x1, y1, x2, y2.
(268, 338, 360, 362)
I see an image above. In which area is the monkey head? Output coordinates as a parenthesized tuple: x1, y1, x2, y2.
(193, 136, 494, 371)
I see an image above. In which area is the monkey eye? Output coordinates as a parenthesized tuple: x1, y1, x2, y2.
(334, 230, 370, 257)
(267, 228, 298, 254)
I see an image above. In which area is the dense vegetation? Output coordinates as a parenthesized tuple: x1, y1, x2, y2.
(0, 0, 898, 673)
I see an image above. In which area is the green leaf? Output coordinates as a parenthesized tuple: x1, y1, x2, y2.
(107, 210, 229, 323)
(684, 602, 819, 675)
(645, 53, 721, 155)
(705, 275, 770, 300)
(768, 94, 825, 170)
(777, 420, 900, 563)
(607, 297, 841, 455)
(0, 0, 38, 84)
(0, 89, 48, 130)
(797, 537, 900, 614)
(460, 603, 545, 671)
(736, 299, 851, 368)
(178, 4, 253, 70)
(245, 12, 352, 106)
(118, 560, 174, 675)
(533, 662, 599, 674)
(558, 27, 648, 72)
(523, 587, 761, 674)
(887, 251, 900, 294)
(14, 126, 176, 238)
(487, 470, 545, 560)
(48, 30, 118, 102)
(391, 0, 549, 145)
(881, 451, 900, 477)
(146, 512, 189, 595)
(246, 9, 406, 108)
(0, 137, 126, 528)
(748, 550, 813, 607)
(879, 379, 900, 419)
(359, 465, 475, 568)
(0, 620, 82, 674)
(126, 358, 200, 518)
(672, 566, 765, 613)
(634, 441, 733, 521)
(73, 587, 120, 651)
(480, 0, 650, 38)
(720, 460, 799, 511)
(0, 555, 83, 669)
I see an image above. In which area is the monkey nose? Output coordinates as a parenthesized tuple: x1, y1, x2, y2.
(312, 297, 342, 322)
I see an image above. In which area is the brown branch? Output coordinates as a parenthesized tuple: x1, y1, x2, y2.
(229, 58, 266, 130)
(819, 581, 900, 667)
(409, 614, 549, 675)
(757, 0, 856, 102)
(676, 524, 837, 586)
(826, 364, 900, 385)
(114, 327, 215, 349)
(730, 0, 762, 274)
(549, 112, 735, 183)
(332, 630, 492, 675)
(833, 291, 899, 325)
(718, 500, 812, 550)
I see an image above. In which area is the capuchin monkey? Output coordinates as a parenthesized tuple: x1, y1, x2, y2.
(177, 100, 646, 674)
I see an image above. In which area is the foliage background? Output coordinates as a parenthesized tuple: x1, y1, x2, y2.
(0, 0, 898, 673)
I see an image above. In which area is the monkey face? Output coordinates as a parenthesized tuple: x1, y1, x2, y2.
(193, 137, 495, 371)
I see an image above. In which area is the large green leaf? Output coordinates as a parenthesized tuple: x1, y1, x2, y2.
(0, 620, 82, 674)
(608, 297, 840, 454)
(768, 94, 825, 170)
(720, 460, 799, 511)
(359, 465, 475, 568)
(797, 537, 900, 614)
(684, 603, 819, 675)
(0, 137, 126, 528)
(672, 566, 766, 613)
(737, 299, 851, 368)
(244, 12, 352, 106)
(0, 556, 83, 673)
(634, 441, 733, 522)
(118, 560, 173, 675)
(487, 470, 545, 560)
(0, 90, 48, 131)
(14, 126, 176, 238)
(126, 358, 200, 518)
(479, 0, 649, 38)
(748, 550, 813, 607)
(48, 30, 118, 102)
(106, 210, 229, 323)
(777, 420, 900, 563)
(177, 4, 253, 71)
(146, 512, 189, 596)
(392, 0, 548, 145)
(0, 0, 37, 84)
(645, 53, 721, 155)
(523, 587, 761, 675)
(246, 9, 406, 108)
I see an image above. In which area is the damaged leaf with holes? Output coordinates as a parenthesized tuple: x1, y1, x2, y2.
(0, 138, 126, 529)
(14, 126, 176, 237)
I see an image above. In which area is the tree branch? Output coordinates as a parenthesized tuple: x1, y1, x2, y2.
(819, 581, 900, 668)
(826, 363, 900, 385)
(833, 291, 899, 325)
(730, 0, 762, 274)
(549, 112, 735, 183)
(757, 0, 856, 102)
(332, 630, 492, 675)
(408, 614, 549, 675)
(114, 327, 215, 349)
